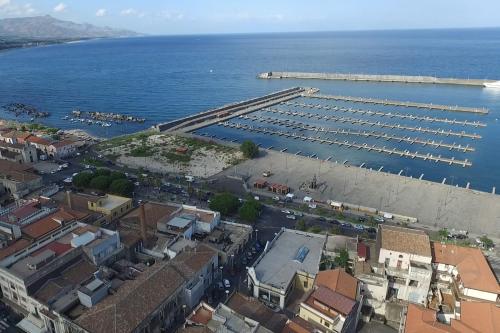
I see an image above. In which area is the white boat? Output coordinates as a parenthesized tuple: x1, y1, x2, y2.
(484, 81, 500, 88)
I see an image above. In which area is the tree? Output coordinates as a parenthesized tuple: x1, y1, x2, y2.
(89, 175, 112, 191)
(72, 172, 94, 188)
(209, 193, 240, 215)
(438, 228, 449, 240)
(296, 219, 307, 231)
(329, 225, 341, 235)
(480, 236, 494, 249)
(94, 168, 111, 177)
(109, 179, 134, 197)
(239, 199, 262, 223)
(240, 140, 259, 159)
(334, 249, 349, 269)
(109, 171, 126, 181)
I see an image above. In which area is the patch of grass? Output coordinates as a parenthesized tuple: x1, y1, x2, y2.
(129, 146, 154, 157)
(163, 151, 192, 164)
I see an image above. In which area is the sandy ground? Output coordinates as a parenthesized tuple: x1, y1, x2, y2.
(99, 133, 243, 178)
(219, 150, 500, 236)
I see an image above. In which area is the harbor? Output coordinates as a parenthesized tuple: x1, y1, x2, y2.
(238, 114, 475, 152)
(218, 122, 472, 167)
(259, 71, 495, 87)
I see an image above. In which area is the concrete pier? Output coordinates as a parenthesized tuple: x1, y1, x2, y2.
(284, 101, 487, 127)
(308, 94, 488, 114)
(258, 71, 495, 87)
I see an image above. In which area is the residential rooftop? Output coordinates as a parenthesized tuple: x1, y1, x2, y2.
(314, 269, 358, 300)
(431, 242, 500, 294)
(251, 228, 326, 290)
(378, 225, 431, 257)
(305, 285, 356, 317)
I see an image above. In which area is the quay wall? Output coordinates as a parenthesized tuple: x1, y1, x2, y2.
(259, 71, 494, 87)
(154, 87, 304, 132)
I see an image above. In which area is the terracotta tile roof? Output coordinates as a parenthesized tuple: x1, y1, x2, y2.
(306, 286, 356, 316)
(120, 202, 178, 228)
(0, 202, 40, 224)
(181, 208, 215, 224)
(0, 159, 40, 182)
(357, 242, 369, 259)
(454, 301, 500, 333)
(227, 292, 288, 333)
(379, 225, 431, 257)
(188, 304, 214, 325)
(314, 269, 358, 300)
(75, 245, 216, 333)
(75, 261, 186, 333)
(49, 140, 76, 148)
(432, 242, 500, 294)
(404, 304, 460, 333)
(22, 209, 80, 239)
(26, 136, 52, 146)
(0, 239, 32, 260)
(282, 317, 316, 333)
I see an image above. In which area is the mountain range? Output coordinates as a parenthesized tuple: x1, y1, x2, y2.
(0, 15, 140, 40)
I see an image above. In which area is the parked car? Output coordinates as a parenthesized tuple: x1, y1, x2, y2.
(286, 215, 296, 220)
(223, 279, 231, 289)
(272, 196, 280, 201)
(281, 210, 291, 214)
(374, 216, 385, 223)
(354, 224, 365, 231)
(217, 281, 224, 290)
(358, 217, 366, 223)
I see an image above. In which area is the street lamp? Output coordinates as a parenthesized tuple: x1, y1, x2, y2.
(225, 289, 230, 302)
(254, 229, 259, 242)
(219, 266, 224, 281)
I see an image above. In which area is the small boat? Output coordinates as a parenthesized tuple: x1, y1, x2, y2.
(484, 81, 500, 89)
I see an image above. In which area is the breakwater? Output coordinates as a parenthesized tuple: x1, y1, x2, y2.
(259, 71, 495, 87)
(154, 87, 305, 132)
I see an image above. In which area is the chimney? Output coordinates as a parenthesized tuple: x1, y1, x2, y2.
(139, 203, 147, 243)
(66, 191, 73, 210)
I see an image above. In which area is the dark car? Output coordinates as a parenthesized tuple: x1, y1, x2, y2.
(366, 227, 377, 234)
(330, 219, 340, 225)
(358, 217, 366, 223)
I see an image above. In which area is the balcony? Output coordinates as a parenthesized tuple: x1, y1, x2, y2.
(385, 265, 409, 279)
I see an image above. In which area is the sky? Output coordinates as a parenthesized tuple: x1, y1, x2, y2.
(0, 0, 499, 35)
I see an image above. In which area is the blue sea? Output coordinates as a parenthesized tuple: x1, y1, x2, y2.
(0, 29, 500, 191)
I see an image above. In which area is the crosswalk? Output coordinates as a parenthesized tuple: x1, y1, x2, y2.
(0, 319, 10, 332)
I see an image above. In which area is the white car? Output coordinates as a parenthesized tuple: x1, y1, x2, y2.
(281, 210, 291, 214)
(286, 215, 296, 220)
(223, 279, 231, 289)
(63, 177, 73, 183)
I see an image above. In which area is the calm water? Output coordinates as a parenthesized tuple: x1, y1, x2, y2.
(0, 29, 500, 191)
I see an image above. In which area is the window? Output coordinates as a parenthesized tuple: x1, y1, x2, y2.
(303, 280, 308, 288)
(409, 280, 419, 287)
(324, 322, 330, 328)
(399, 254, 403, 258)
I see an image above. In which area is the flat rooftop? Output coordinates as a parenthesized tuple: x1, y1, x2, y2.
(252, 228, 325, 289)
(99, 195, 130, 210)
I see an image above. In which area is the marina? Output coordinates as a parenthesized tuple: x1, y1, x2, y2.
(218, 121, 472, 167)
(262, 108, 482, 139)
(283, 101, 487, 127)
(238, 114, 475, 152)
(259, 71, 495, 87)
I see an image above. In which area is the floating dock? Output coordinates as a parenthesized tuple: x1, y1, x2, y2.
(306, 94, 488, 114)
(219, 122, 472, 167)
(154, 87, 305, 132)
(240, 114, 475, 152)
(262, 108, 482, 139)
(283, 101, 487, 127)
(258, 71, 495, 87)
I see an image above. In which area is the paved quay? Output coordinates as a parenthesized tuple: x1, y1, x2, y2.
(220, 150, 500, 236)
(259, 71, 495, 87)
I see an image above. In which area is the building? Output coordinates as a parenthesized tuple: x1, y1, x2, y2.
(0, 141, 38, 164)
(403, 302, 500, 333)
(0, 160, 43, 199)
(247, 228, 326, 309)
(183, 301, 273, 333)
(71, 244, 217, 333)
(431, 242, 500, 303)
(82, 193, 132, 223)
(26, 135, 53, 155)
(47, 140, 78, 159)
(298, 269, 362, 333)
(376, 225, 432, 306)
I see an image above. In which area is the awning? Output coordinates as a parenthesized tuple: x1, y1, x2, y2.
(330, 201, 342, 208)
(17, 316, 48, 333)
